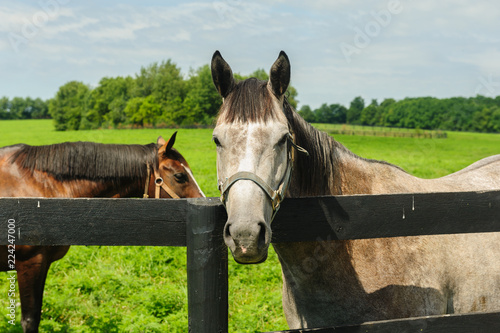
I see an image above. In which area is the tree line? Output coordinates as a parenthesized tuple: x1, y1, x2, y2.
(0, 97, 50, 120)
(47, 61, 298, 131)
(299, 95, 500, 133)
(1, 58, 499, 133)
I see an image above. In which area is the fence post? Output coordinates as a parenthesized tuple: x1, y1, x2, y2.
(187, 198, 228, 333)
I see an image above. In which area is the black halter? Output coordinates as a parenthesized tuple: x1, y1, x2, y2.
(218, 132, 308, 222)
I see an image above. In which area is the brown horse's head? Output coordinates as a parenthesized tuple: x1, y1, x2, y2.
(152, 132, 205, 199)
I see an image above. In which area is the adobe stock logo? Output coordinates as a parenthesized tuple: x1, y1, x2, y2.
(475, 74, 500, 97)
(212, 0, 243, 21)
(340, 0, 403, 64)
(8, 0, 71, 53)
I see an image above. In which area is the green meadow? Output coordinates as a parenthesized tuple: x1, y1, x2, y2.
(1, 119, 499, 332)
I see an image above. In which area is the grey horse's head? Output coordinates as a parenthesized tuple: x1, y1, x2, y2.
(212, 51, 293, 263)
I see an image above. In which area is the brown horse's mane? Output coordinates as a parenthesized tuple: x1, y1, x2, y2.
(216, 76, 405, 196)
(9, 142, 159, 181)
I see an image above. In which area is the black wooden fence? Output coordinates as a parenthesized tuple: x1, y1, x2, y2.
(1, 190, 500, 332)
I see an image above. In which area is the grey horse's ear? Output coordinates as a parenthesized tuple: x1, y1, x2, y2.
(211, 51, 234, 98)
(269, 51, 290, 98)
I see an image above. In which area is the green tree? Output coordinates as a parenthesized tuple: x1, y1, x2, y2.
(181, 65, 222, 126)
(359, 104, 378, 125)
(314, 103, 332, 123)
(86, 76, 135, 127)
(379, 98, 396, 126)
(330, 104, 347, 124)
(124, 96, 162, 127)
(30, 98, 50, 119)
(105, 97, 129, 127)
(471, 106, 500, 132)
(491, 106, 500, 132)
(298, 105, 315, 123)
(134, 60, 185, 124)
(140, 95, 163, 126)
(312, 103, 347, 124)
(10, 97, 29, 119)
(0, 97, 49, 119)
(124, 97, 145, 127)
(347, 96, 364, 124)
(0, 97, 12, 119)
(236, 68, 299, 109)
(49, 81, 91, 131)
(89, 76, 135, 128)
(235, 68, 269, 81)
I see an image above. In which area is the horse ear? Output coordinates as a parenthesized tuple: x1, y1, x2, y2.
(157, 136, 166, 146)
(165, 131, 177, 151)
(211, 50, 234, 98)
(269, 51, 291, 98)
(158, 132, 177, 157)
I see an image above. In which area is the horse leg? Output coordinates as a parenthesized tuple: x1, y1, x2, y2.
(16, 246, 69, 333)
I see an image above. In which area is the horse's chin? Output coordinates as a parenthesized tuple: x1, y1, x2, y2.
(231, 250, 269, 264)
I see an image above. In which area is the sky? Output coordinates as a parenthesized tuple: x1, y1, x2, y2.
(1, 0, 500, 109)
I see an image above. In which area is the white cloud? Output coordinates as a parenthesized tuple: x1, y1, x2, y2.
(43, 16, 99, 37)
(1, 0, 500, 108)
(450, 49, 500, 75)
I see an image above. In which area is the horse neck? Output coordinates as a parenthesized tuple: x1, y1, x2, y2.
(88, 178, 146, 198)
(287, 113, 412, 196)
(41, 173, 146, 198)
(7, 142, 157, 198)
(286, 113, 343, 196)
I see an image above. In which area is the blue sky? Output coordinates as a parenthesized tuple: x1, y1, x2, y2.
(1, 0, 499, 109)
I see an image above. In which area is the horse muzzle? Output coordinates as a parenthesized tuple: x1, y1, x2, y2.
(223, 217, 271, 264)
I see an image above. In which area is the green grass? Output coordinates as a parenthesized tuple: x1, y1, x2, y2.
(0, 119, 499, 332)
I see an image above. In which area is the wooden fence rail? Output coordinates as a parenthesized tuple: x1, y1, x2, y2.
(1, 190, 500, 332)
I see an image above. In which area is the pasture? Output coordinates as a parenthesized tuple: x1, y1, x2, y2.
(1, 119, 499, 332)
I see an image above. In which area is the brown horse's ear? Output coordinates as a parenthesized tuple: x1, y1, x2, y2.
(157, 132, 177, 157)
(211, 50, 234, 98)
(269, 51, 291, 98)
(165, 131, 177, 151)
(157, 136, 166, 146)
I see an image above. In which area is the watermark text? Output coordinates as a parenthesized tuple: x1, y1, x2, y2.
(6, 218, 17, 325)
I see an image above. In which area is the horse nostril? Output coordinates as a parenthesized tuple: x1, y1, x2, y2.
(223, 222, 235, 249)
(257, 222, 269, 249)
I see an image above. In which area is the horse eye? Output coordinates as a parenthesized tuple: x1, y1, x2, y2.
(174, 173, 188, 184)
(277, 134, 288, 146)
(213, 136, 221, 147)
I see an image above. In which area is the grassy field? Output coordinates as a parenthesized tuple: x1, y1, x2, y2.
(1, 119, 499, 332)
(313, 123, 448, 139)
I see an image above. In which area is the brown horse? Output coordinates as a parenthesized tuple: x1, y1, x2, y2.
(0, 132, 204, 333)
(211, 51, 500, 329)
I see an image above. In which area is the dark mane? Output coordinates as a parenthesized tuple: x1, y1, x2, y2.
(216, 77, 406, 196)
(282, 99, 407, 196)
(10, 142, 158, 181)
(282, 100, 343, 195)
(217, 78, 281, 123)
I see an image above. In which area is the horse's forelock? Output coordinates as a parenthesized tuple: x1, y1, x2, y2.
(217, 78, 282, 124)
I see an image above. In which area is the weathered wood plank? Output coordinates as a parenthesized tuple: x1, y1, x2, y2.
(272, 190, 500, 242)
(187, 198, 228, 333)
(266, 311, 500, 333)
(0, 198, 187, 246)
(0, 190, 499, 246)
